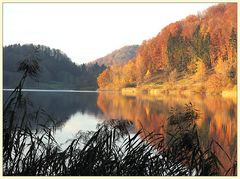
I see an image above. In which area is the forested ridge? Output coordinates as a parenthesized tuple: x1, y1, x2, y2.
(3, 44, 106, 90)
(97, 3, 237, 94)
(91, 45, 139, 66)
(4, 44, 139, 90)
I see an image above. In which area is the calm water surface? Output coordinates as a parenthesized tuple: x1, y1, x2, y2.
(3, 90, 237, 170)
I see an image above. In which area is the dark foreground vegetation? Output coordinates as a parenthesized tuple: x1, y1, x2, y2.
(3, 47, 236, 176)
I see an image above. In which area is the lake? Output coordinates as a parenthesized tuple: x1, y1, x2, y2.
(3, 89, 237, 172)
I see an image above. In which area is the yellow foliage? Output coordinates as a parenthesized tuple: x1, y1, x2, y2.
(187, 62, 197, 75)
(214, 59, 231, 76)
(206, 73, 232, 94)
(168, 69, 177, 83)
(207, 59, 237, 94)
(193, 60, 206, 81)
(144, 70, 151, 80)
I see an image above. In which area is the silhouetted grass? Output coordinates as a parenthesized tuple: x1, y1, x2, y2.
(3, 48, 236, 176)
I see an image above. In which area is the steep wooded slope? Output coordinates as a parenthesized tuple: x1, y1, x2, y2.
(97, 3, 237, 94)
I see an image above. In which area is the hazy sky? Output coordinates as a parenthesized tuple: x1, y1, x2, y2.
(3, 3, 217, 65)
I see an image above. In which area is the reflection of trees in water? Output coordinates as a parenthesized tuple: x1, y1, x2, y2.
(203, 96, 237, 173)
(97, 92, 237, 174)
(3, 91, 104, 129)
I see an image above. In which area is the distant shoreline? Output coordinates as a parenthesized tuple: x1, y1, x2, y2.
(3, 89, 98, 93)
(3, 89, 119, 93)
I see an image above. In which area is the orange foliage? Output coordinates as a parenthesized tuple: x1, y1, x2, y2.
(206, 74, 231, 94)
(181, 15, 199, 39)
(97, 68, 111, 89)
(97, 3, 237, 90)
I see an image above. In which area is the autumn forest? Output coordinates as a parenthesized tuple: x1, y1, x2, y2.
(97, 4, 237, 96)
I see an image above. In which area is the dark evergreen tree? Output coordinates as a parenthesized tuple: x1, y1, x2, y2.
(191, 26, 211, 68)
(167, 33, 191, 72)
(230, 28, 237, 52)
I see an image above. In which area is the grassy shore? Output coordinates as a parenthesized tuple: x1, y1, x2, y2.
(121, 75, 237, 98)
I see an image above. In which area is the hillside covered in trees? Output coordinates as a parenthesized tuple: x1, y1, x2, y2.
(91, 45, 139, 66)
(97, 3, 237, 95)
(4, 44, 106, 90)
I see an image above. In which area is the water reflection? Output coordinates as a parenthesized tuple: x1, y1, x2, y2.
(3, 90, 237, 173)
(54, 112, 101, 146)
(4, 91, 104, 128)
(97, 92, 237, 173)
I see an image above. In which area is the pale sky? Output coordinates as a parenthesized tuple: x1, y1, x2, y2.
(3, 3, 217, 65)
